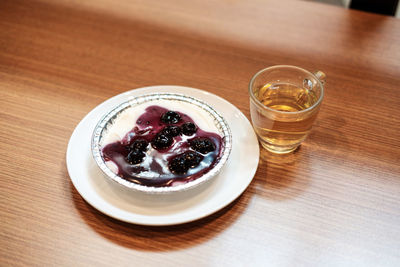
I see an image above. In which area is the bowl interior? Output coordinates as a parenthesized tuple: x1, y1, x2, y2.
(91, 93, 232, 194)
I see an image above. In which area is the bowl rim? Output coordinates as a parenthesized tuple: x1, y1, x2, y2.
(91, 92, 232, 194)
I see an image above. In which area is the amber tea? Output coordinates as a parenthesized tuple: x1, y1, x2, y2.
(249, 66, 325, 153)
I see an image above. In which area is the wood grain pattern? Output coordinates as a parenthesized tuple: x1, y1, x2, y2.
(1, 0, 400, 266)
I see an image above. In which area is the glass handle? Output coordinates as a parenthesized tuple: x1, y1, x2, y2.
(314, 70, 326, 85)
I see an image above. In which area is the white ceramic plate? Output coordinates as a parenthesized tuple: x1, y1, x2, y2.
(66, 86, 259, 226)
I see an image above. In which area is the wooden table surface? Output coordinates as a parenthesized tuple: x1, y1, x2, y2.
(1, 0, 400, 266)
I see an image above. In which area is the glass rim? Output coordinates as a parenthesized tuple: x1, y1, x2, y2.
(248, 65, 325, 115)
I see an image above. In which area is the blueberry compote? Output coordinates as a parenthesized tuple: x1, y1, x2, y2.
(102, 105, 223, 187)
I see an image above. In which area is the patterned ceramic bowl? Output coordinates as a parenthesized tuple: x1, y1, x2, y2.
(91, 93, 232, 194)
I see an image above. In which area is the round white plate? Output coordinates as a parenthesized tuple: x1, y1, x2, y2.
(66, 86, 259, 226)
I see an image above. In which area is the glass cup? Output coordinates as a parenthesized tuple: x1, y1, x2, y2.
(249, 65, 325, 154)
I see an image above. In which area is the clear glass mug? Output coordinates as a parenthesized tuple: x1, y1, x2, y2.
(249, 65, 326, 154)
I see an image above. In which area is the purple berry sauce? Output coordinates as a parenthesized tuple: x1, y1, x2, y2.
(101, 105, 223, 187)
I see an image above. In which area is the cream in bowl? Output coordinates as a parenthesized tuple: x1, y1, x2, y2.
(91, 93, 232, 193)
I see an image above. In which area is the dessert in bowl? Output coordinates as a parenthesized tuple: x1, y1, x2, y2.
(91, 93, 232, 193)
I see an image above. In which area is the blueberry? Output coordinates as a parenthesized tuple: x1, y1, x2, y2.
(130, 139, 149, 151)
(151, 133, 173, 149)
(181, 122, 197, 136)
(162, 125, 181, 137)
(189, 138, 216, 154)
(182, 151, 203, 168)
(168, 155, 189, 174)
(161, 111, 181, 124)
(126, 149, 145, 164)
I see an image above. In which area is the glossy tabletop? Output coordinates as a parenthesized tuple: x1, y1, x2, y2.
(1, 0, 400, 266)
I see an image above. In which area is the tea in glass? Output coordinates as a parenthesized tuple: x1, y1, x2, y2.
(249, 66, 325, 153)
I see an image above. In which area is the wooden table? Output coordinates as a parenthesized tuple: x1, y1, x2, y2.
(1, 0, 400, 265)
